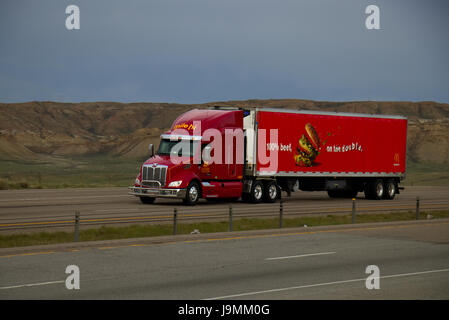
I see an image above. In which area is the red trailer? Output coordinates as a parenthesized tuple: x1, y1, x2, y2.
(129, 107, 407, 205)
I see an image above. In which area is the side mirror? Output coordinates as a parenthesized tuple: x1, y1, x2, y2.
(148, 144, 154, 157)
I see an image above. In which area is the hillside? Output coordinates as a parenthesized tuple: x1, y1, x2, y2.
(1, 100, 449, 164)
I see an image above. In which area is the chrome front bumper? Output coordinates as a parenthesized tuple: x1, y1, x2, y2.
(128, 186, 186, 199)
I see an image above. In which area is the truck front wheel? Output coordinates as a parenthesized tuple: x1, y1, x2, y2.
(183, 181, 201, 205)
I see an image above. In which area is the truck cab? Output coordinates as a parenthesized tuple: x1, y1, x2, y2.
(128, 108, 246, 205)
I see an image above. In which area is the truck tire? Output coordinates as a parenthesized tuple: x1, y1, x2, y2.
(365, 179, 384, 200)
(383, 180, 396, 200)
(263, 181, 279, 203)
(249, 180, 264, 203)
(183, 181, 201, 205)
(140, 197, 155, 204)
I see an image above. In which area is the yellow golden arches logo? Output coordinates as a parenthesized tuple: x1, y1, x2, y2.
(394, 153, 400, 163)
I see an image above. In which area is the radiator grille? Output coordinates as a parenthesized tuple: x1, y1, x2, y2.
(142, 165, 167, 187)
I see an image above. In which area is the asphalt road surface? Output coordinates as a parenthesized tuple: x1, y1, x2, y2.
(0, 186, 448, 231)
(0, 219, 448, 299)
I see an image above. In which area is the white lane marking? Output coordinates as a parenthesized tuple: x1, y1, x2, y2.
(0, 280, 64, 290)
(205, 267, 449, 300)
(266, 251, 336, 261)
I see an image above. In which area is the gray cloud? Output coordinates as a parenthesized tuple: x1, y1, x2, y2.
(0, 0, 448, 103)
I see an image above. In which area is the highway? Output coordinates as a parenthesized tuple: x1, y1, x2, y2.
(0, 219, 448, 299)
(0, 186, 449, 232)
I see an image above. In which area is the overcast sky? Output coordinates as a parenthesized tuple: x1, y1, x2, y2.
(0, 0, 448, 103)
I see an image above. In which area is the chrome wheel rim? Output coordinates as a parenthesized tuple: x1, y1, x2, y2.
(254, 184, 262, 200)
(376, 183, 384, 197)
(189, 186, 198, 202)
(388, 183, 395, 197)
(268, 185, 277, 199)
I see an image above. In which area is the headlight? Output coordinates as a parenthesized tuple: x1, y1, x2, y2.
(135, 178, 141, 185)
(168, 180, 182, 187)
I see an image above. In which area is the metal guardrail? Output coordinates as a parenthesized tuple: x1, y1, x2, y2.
(0, 197, 448, 242)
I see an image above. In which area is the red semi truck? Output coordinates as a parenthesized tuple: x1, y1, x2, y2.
(129, 107, 407, 205)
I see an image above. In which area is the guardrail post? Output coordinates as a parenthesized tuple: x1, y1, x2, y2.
(74, 211, 80, 242)
(279, 199, 283, 228)
(173, 208, 178, 235)
(229, 204, 233, 232)
(416, 197, 420, 220)
(352, 198, 356, 224)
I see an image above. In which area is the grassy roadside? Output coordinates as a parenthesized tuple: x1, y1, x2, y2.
(0, 155, 145, 189)
(403, 162, 449, 186)
(1, 210, 448, 249)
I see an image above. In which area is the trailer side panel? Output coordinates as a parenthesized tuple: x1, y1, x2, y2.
(256, 110, 407, 177)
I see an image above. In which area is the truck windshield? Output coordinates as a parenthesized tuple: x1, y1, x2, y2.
(157, 139, 198, 157)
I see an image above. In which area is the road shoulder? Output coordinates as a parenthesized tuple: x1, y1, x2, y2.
(1, 218, 448, 258)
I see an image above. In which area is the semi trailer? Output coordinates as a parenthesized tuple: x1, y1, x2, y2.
(129, 107, 407, 205)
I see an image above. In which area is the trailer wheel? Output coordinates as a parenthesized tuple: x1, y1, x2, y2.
(183, 181, 200, 205)
(263, 181, 279, 203)
(383, 180, 396, 200)
(365, 179, 384, 200)
(139, 197, 155, 204)
(250, 180, 264, 203)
